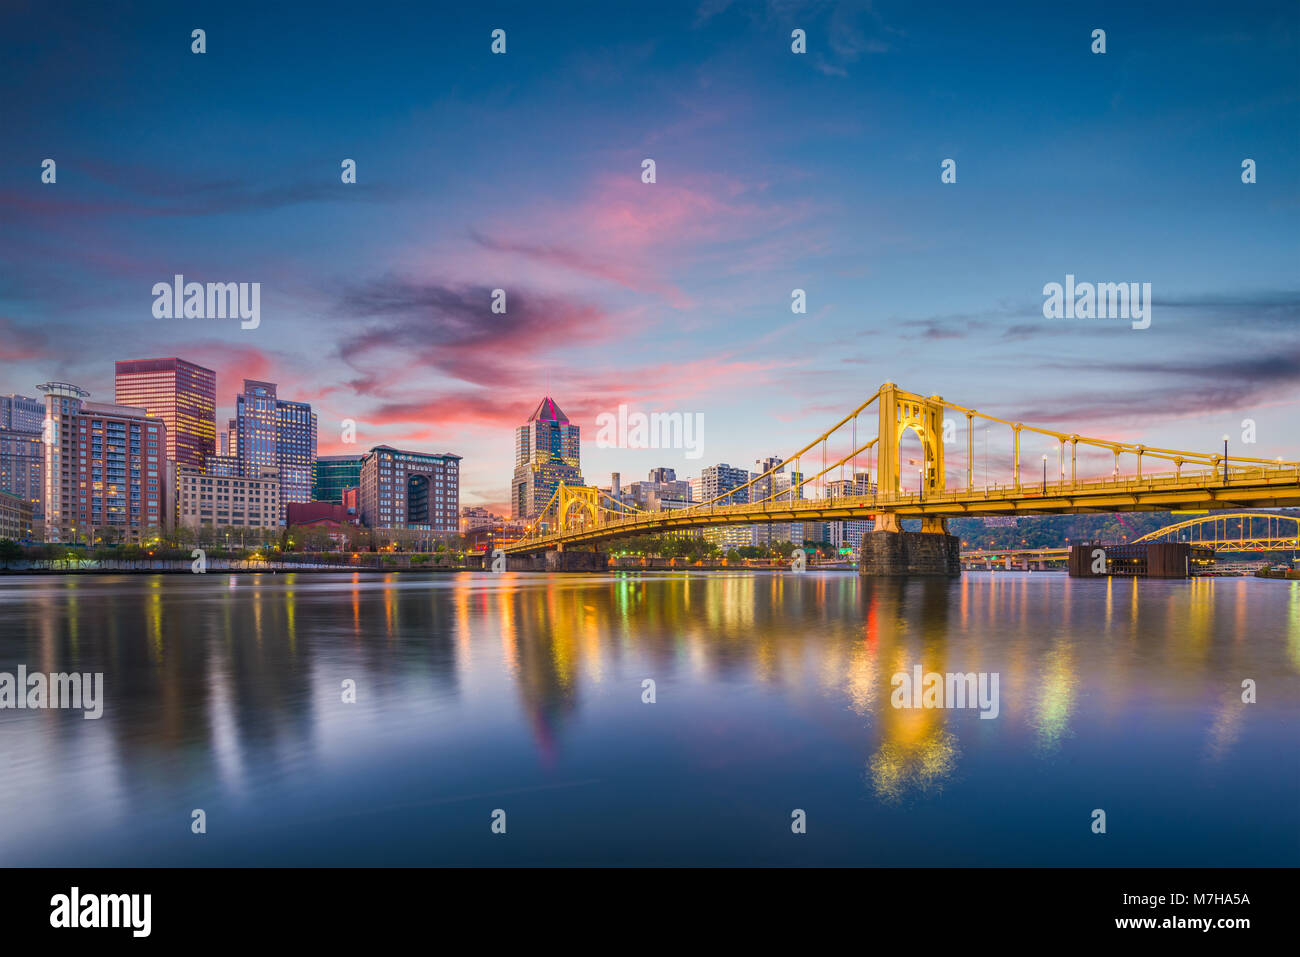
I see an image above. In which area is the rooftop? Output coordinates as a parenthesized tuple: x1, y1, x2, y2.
(528, 395, 569, 424)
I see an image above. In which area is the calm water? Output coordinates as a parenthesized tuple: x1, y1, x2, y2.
(1, 571, 1297, 867)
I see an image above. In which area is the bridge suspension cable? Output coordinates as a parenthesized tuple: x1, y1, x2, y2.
(510, 382, 1300, 552)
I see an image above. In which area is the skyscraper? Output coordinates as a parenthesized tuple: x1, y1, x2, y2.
(232, 380, 279, 471)
(511, 395, 583, 520)
(114, 358, 216, 471)
(276, 397, 317, 515)
(231, 379, 317, 523)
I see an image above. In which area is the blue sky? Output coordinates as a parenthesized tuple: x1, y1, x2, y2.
(2, 0, 1297, 509)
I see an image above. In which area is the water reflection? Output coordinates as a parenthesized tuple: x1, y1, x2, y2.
(0, 570, 1296, 866)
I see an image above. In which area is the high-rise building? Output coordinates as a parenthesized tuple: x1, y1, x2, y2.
(37, 382, 170, 543)
(275, 397, 316, 515)
(823, 473, 875, 551)
(232, 380, 279, 471)
(825, 473, 875, 499)
(751, 457, 804, 546)
(358, 446, 460, 532)
(511, 396, 583, 519)
(778, 469, 805, 546)
(114, 358, 216, 471)
(626, 467, 692, 510)
(1, 393, 43, 433)
(751, 457, 781, 547)
(699, 463, 754, 548)
(313, 454, 365, 503)
(231, 380, 317, 524)
(698, 463, 749, 505)
(0, 394, 45, 519)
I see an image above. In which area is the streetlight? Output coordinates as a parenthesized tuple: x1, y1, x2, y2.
(1222, 434, 1230, 486)
(1041, 454, 1047, 495)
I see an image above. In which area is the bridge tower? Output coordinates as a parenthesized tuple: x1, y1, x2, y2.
(861, 383, 960, 576)
(874, 383, 948, 535)
(508, 483, 611, 570)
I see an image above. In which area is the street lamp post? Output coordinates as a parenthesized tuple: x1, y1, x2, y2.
(1222, 434, 1230, 486)
(1041, 454, 1047, 495)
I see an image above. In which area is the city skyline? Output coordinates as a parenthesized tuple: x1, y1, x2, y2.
(2, 1, 1296, 518)
(1, 0, 1297, 898)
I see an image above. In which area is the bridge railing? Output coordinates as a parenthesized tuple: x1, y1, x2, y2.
(513, 462, 1300, 549)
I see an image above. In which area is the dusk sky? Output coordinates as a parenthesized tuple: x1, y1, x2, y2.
(2, 0, 1297, 512)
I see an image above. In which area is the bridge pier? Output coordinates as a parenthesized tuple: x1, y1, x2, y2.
(859, 529, 961, 578)
(508, 550, 609, 572)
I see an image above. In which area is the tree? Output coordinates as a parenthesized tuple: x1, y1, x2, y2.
(772, 540, 798, 560)
(0, 538, 20, 570)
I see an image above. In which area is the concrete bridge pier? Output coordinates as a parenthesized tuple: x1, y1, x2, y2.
(858, 515, 961, 578)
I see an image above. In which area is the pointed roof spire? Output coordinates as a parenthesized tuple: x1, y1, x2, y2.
(529, 395, 569, 424)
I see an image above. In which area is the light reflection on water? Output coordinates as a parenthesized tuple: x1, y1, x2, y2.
(0, 571, 1296, 866)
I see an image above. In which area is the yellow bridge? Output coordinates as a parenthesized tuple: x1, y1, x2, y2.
(508, 383, 1300, 558)
(962, 514, 1300, 565)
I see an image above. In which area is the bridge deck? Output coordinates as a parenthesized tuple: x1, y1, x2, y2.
(507, 465, 1300, 553)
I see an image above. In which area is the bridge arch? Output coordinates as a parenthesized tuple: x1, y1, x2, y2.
(558, 488, 600, 530)
(877, 383, 945, 498)
(1131, 512, 1300, 551)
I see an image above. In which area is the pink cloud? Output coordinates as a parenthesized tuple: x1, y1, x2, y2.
(469, 171, 813, 308)
(0, 317, 47, 361)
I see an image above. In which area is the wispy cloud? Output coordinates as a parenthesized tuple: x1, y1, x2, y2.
(0, 316, 47, 361)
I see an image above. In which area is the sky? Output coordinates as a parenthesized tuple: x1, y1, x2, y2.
(2, 0, 1297, 512)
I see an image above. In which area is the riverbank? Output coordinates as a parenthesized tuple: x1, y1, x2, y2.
(1255, 567, 1300, 580)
